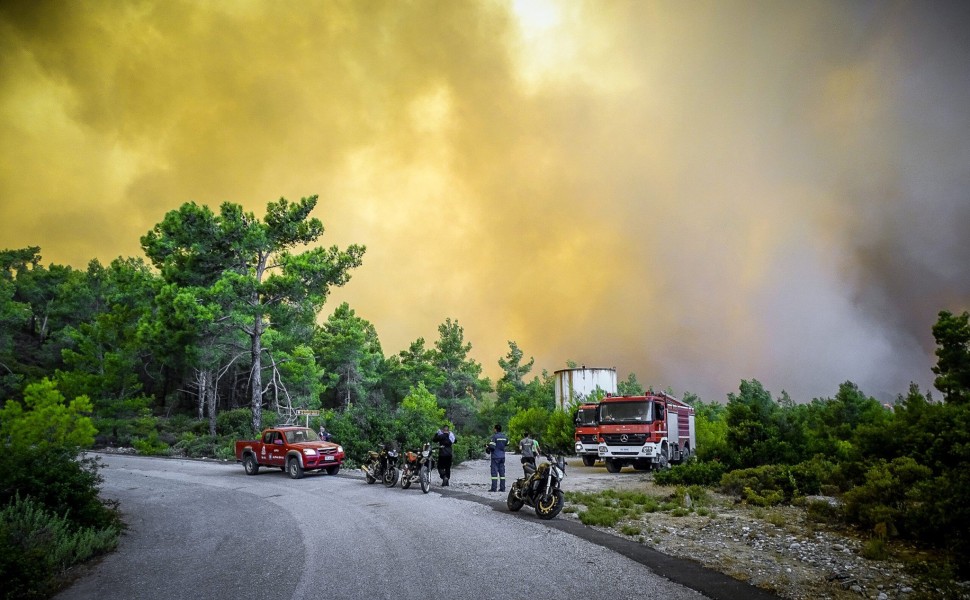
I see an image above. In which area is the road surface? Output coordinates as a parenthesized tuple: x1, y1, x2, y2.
(56, 454, 775, 600)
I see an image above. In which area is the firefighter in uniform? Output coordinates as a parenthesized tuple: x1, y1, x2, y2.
(486, 424, 509, 492)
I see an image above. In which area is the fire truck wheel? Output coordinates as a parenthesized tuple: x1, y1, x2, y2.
(582, 455, 596, 467)
(605, 459, 622, 473)
(657, 448, 670, 470)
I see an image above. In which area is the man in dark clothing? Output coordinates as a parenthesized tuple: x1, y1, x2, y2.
(518, 431, 539, 475)
(432, 425, 455, 486)
(486, 423, 509, 492)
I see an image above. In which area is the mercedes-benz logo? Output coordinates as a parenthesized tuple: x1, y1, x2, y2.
(620, 434, 628, 443)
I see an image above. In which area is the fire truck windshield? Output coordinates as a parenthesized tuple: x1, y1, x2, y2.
(599, 401, 653, 424)
(576, 407, 597, 426)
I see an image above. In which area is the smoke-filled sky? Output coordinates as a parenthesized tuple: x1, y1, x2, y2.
(2, 1, 968, 403)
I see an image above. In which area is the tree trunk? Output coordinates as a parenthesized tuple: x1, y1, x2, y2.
(195, 369, 208, 420)
(207, 377, 217, 436)
(251, 316, 263, 434)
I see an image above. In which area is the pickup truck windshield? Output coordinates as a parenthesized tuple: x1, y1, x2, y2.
(285, 428, 320, 443)
(599, 401, 652, 424)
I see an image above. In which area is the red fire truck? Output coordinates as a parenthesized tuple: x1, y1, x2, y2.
(596, 392, 695, 473)
(573, 403, 600, 466)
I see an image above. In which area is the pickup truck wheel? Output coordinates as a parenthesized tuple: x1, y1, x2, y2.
(287, 458, 305, 480)
(582, 455, 596, 467)
(326, 465, 340, 476)
(243, 455, 259, 475)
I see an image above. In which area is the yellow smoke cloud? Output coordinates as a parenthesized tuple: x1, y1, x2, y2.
(2, 1, 967, 401)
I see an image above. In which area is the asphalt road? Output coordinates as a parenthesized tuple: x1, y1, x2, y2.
(55, 455, 773, 600)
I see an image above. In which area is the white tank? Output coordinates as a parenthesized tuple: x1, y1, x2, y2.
(554, 367, 618, 410)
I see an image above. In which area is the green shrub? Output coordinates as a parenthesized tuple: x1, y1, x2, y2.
(214, 441, 235, 460)
(842, 457, 932, 539)
(171, 433, 226, 458)
(861, 538, 889, 561)
(217, 408, 256, 439)
(720, 464, 797, 503)
(674, 485, 710, 508)
(578, 505, 625, 527)
(452, 433, 488, 464)
(789, 456, 839, 496)
(567, 489, 663, 524)
(132, 431, 169, 456)
(654, 459, 726, 487)
(741, 486, 785, 507)
(620, 524, 642, 536)
(0, 447, 120, 531)
(0, 494, 120, 600)
(806, 499, 841, 523)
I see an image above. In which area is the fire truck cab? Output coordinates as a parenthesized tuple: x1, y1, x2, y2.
(596, 393, 695, 473)
(573, 403, 600, 466)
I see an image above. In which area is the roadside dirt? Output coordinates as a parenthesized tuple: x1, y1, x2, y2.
(446, 457, 964, 600)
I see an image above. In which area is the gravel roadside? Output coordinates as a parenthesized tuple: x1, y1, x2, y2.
(419, 456, 960, 600)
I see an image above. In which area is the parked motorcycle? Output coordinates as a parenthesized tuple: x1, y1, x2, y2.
(400, 442, 434, 494)
(507, 454, 566, 520)
(361, 443, 400, 487)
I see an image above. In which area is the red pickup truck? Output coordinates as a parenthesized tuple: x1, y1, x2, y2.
(235, 426, 345, 479)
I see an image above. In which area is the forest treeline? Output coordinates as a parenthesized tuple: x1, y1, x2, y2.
(1, 197, 969, 596)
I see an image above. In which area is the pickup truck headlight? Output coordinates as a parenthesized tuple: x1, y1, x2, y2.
(302, 448, 317, 456)
(336, 445, 344, 454)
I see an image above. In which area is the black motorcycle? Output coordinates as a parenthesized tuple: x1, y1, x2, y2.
(362, 443, 400, 487)
(400, 442, 434, 494)
(507, 454, 566, 520)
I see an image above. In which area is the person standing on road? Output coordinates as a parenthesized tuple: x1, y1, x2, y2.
(518, 431, 539, 474)
(486, 424, 509, 492)
(432, 424, 455, 486)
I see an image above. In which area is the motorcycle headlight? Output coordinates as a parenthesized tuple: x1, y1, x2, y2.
(551, 465, 564, 479)
(302, 448, 317, 456)
(389, 450, 398, 457)
(422, 449, 430, 457)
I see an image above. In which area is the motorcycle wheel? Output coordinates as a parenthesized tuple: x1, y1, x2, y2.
(420, 466, 431, 494)
(534, 488, 564, 520)
(506, 488, 524, 512)
(401, 467, 412, 489)
(383, 467, 399, 487)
